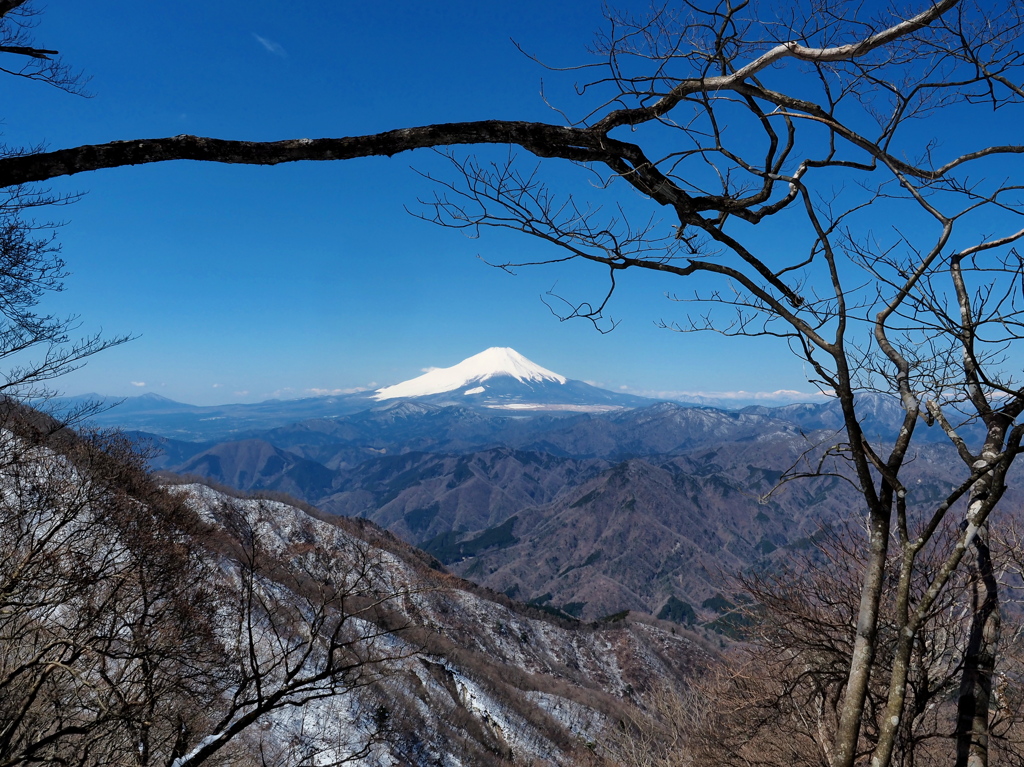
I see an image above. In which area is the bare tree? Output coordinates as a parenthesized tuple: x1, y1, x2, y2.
(166, 493, 416, 767)
(0, 185, 128, 405)
(604, 682, 705, 767)
(0, 0, 82, 90)
(5, 2, 1024, 766)
(0, 410, 414, 766)
(0, 414, 223, 767)
(686, 526, 1024, 767)
(405, 7, 1024, 765)
(0, 4, 123, 407)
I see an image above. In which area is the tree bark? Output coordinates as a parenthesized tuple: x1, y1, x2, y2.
(955, 520, 1000, 767)
(833, 506, 890, 767)
(0, 123, 628, 190)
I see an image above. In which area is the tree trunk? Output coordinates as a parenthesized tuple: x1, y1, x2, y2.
(833, 507, 890, 767)
(955, 520, 1000, 767)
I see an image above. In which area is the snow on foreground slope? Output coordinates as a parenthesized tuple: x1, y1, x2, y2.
(171, 482, 709, 766)
(374, 347, 566, 401)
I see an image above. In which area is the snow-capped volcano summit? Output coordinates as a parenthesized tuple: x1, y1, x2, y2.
(374, 347, 565, 401)
(372, 347, 650, 412)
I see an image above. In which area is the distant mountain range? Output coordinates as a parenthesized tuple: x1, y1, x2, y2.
(62, 347, 653, 440)
(125, 400, 989, 622)
(62, 347, 994, 626)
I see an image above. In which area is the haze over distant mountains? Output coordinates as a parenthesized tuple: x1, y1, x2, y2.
(66, 347, 654, 439)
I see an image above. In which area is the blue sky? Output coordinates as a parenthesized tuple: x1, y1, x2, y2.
(2, 2, 881, 406)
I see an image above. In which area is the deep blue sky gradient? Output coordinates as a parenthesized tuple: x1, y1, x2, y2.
(6, 1, 893, 405)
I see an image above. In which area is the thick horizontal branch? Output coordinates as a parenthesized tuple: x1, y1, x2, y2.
(0, 45, 56, 59)
(0, 121, 625, 188)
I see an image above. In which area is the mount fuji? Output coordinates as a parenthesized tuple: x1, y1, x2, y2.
(374, 347, 649, 411)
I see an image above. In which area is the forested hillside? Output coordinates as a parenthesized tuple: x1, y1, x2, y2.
(0, 404, 705, 765)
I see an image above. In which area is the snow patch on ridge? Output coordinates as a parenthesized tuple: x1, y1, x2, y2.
(374, 347, 566, 401)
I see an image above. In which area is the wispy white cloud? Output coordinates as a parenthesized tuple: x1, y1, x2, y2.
(253, 33, 287, 58)
(697, 389, 829, 401)
(212, 383, 223, 388)
(622, 386, 833, 406)
(306, 386, 370, 396)
(420, 367, 439, 374)
(130, 381, 146, 388)
(233, 390, 249, 397)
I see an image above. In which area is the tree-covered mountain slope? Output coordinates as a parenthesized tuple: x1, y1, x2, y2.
(0, 404, 705, 765)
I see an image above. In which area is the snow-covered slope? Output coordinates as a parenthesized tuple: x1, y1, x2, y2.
(171, 482, 709, 766)
(374, 347, 566, 400)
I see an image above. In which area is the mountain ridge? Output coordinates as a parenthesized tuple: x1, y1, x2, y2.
(126, 393, 1002, 625)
